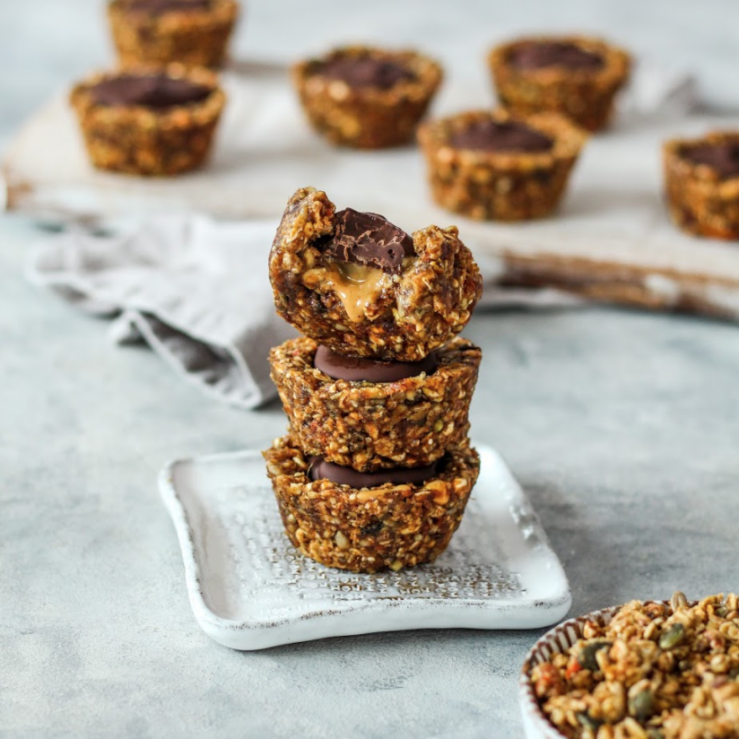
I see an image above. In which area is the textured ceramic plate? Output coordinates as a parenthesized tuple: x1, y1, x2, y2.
(158, 444, 571, 651)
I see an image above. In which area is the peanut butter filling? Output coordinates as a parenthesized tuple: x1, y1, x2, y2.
(324, 257, 416, 323)
(324, 261, 390, 323)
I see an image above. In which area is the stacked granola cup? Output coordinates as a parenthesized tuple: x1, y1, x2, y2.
(108, 0, 239, 69)
(292, 45, 443, 149)
(263, 187, 484, 573)
(70, 64, 225, 175)
(488, 35, 631, 133)
(418, 108, 587, 221)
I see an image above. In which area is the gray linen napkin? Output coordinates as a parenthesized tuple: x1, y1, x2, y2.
(26, 216, 296, 409)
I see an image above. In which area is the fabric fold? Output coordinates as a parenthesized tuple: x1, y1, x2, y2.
(26, 216, 296, 409)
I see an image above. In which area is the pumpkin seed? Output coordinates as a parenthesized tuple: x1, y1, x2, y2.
(629, 689, 654, 721)
(659, 623, 686, 650)
(578, 640, 612, 671)
(670, 591, 688, 612)
(576, 711, 602, 732)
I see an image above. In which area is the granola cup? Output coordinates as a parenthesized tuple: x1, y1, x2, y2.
(270, 336, 481, 472)
(521, 593, 739, 739)
(108, 0, 238, 68)
(418, 109, 587, 221)
(70, 65, 225, 175)
(292, 45, 443, 149)
(663, 132, 739, 240)
(489, 36, 631, 132)
(263, 433, 479, 573)
(269, 187, 482, 361)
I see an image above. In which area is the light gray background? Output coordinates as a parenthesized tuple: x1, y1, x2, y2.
(2, 1, 739, 738)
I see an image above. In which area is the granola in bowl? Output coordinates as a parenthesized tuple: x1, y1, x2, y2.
(521, 593, 739, 739)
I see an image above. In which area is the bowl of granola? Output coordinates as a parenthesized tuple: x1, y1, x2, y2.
(520, 593, 739, 739)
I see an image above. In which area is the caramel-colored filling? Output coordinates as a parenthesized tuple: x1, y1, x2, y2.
(324, 262, 390, 323)
(323, 257, 415, 323)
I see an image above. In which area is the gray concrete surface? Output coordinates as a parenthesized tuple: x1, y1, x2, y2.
(2, 1, 739, 738)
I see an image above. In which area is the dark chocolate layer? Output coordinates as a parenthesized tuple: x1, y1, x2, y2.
(450, 119, 553, 153)
(509, 41, 604, 72)
(123, 0, 212, 13)
(319, 208, 414, 274)
(314, 344, 437, 382)
(683, 142, 739, 179)
(320, 55, 415, 90)
(309, 457, 440, 487)
(90, 74, 212, 109)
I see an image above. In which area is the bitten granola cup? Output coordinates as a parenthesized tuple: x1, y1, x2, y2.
(270, 336, 481, 472)
(108, 0, 239, 69)
(418, 109, 586, 221)
(268, 187, 482, 361)
(70, 64, 225, 175)
(292, 45, 443, 149)
(663, 131, 739, 240)
(489, 36, 631, 132)
(263, 433, 479, 573)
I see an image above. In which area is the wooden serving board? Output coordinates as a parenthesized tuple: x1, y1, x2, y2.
(4, 61, 739, 321)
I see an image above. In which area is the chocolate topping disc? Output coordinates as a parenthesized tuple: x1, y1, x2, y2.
(309, 457, 440, 488)
(320, 56, 415, 90)
(90, 74, 212, 109)
(319, 208, 415, 274)
(314, 345, 437, 382)
(123, 0, 212, 13)
(510, 41, 604, 72)
(450, 119, 553, 154)
(683, 142, 739, 179)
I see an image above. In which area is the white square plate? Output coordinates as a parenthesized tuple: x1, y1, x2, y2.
(158, 444, 571, 650)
